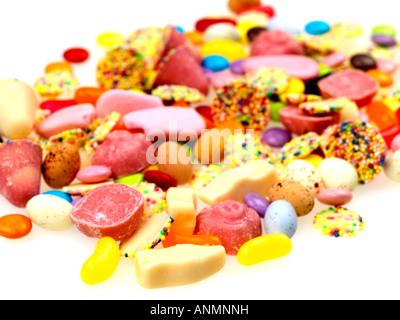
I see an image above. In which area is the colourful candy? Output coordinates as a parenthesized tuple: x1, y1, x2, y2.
(162, 233, 222, 248)
(80, 237, 120, 285)
(0, 214, 32, 239)
(237, 234, 292, 266)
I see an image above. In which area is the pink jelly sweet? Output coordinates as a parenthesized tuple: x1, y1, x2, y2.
(91, 131, 155, 179)
(250, 30, 304, 56)
(317, 188, 353, 206)
(123, 107, 206, 141)
(36, 103, 96, 139)
(154, 45, 210, 95)
(194, 200, 262, 255)
(243, 54, 320, 81)
(0, 140, 42, 208)
(317, 69, 379, 107)
(76, 165, 112, 184)
(96, 89, 165, 127)
(70, 183, 144, 241)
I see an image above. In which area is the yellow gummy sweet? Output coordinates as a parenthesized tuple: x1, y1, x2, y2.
(97, 31, 124, 48)
(237, 234, 292, 266)
(200, 39, 247, 62)
(285, 77, 305, 94)
(80, 237, 121, 285)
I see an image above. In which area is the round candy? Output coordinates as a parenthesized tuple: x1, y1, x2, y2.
(270, 102, 287, 121)
(229, 59, 245, 75)
(261, 128, 292, 148)
(268, 180, 315, 217)
(34, 71, 78, 98)
(244, 193, 270, 218)
(299, 98, 344, 116)
(371, 34, 397, 47)
(321, 120, 386, 184)
(63, 47, 90, 63)
(264, 200, 298, 238)
(195, 200, 262, 255)
(97, 31, 124, 48)
(203, 23, 240, 43)
(211, 79, 270, 132)
(313, 207, 365, 238)
(244, 67, 290, 94)
(0, 214, 32, 240)
(371, 25, 396, 37)
(391, 134, 400, 152)
(202, 55, 230, 72)
(305, 20, 330, 35)
(247, 26, 267, 42)
(151, 85, 206, 103)
(350, 54, 377, 71)
(317, 188, 353, 206)
(76, 165, 112, 184)
(200, 39, 247, 62)
(45, 61, 73, 74)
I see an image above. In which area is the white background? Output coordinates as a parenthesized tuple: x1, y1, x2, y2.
(1, 0, 400, 300)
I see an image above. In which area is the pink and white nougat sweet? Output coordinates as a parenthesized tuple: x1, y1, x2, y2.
(35, 103, 96, 139)
(0, 140, 42, 208)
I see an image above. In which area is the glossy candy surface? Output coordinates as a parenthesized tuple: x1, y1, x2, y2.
(63, 47, 89, 63)
(237, 234, 292, 266)
(162, 233, 222, 248)
(0, 214, 32, 239)
(80, 237, 120, 285)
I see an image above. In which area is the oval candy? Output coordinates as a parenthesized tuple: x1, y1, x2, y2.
(237, 234, 292, 266)
(0, 214, 32, 239)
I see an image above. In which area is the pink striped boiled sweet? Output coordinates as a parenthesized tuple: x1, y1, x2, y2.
(194, 200, 262, 255)
(70, 183, 144, 241)
(91, 131, 155, 179)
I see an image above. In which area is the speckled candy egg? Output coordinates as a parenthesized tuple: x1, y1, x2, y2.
(280, 159, 323, 197)
(264, 200, 298, 238)
(42, 143, 81, 189)
(268, 180, 315, 217)
(317, 157, 358, 191)
(203, 23, 240, 43)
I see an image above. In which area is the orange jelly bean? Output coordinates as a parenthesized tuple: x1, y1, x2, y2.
(74, 87, 107, 106)
(45, 61, 73, 74)
(0, 214, 32, 239)
(162, 233, 222, 248)
(366, 69, 394, 87)
(184, 31, 204, 46)
(365, 101, 399, 131)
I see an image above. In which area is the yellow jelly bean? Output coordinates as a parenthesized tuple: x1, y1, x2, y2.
(97, 31, 124, 48)
(302, 154, 324, 168)
(237, 234, 292, 266)
(200, 39, 247, 62)
(383, 98, 400, 113)
(286, 77, 305, 94)
(80, 237, 120, 285)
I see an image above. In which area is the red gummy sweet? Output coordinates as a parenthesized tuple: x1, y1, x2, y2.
(91, 130, 155, 179)
(194, 200, 262, 255)
(0, 140, 42, 208)
(317, 69, 379, 107)
(63, 47, 89, 63)
(143, 170, 178, 191)
(250, 30, 304, 56)
(70, 183, 144, 241)
(154, 45, 210, 95)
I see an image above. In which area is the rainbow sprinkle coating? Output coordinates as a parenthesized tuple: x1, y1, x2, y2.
(244, 67, 290, 95)
(96, 44, 147, 90)
(34, 71, 78, 98)
(133, 182, 167, 218)
(313, 207, 365, 238)
(211, 79, 270, 132)
(151, 85, 206, 102)
(276, 131, 321, 165)
(191, 164, 226, 191)
(279, 92, 322, 105)
(223, 132, 276, 168)
(321, 120, 386, 184)
(299, 98, 345, 116)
